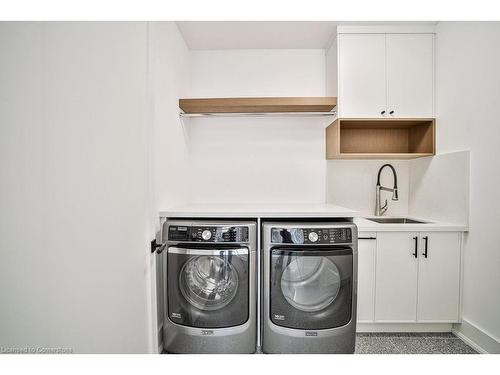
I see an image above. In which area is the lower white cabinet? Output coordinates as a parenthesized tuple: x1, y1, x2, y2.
(417, 232, 461, 321)
(357, 230, 462, 324)
(357, 233, 377, 322)
(375, 232, 419, 321)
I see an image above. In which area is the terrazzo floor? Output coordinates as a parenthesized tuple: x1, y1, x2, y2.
(355, 333, 477, 354)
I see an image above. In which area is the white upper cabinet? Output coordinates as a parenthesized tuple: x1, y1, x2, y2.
(338, 34, 387, 118)
(386, 34, 434, 118)
(337, 31, 435, 118)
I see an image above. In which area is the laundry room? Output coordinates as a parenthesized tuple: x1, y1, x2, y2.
(151, 21, 478, 355)
(1, 1, 500, 374)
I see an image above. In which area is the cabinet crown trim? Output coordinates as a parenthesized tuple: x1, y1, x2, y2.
(337, 25, 436, 34)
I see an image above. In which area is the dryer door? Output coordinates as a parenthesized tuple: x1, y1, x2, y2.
(167, 246, 249, 328)
(270, 247, 353, 330)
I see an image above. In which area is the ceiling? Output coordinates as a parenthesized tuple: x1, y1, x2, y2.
(176, 21, 438, 50)
(176, 21, 337, 50)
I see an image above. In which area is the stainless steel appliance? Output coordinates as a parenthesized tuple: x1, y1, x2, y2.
(261, 221, 358, 354)
(162, 219, 257, 353)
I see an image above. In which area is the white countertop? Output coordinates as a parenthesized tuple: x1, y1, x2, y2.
(159, 203, 467, 232)
(354, 217, 468, 232)
(159, 203, 358, 219)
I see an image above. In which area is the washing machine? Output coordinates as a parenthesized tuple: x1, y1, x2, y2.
(261, 221, 358, 354)
(162, 219, 257, 353)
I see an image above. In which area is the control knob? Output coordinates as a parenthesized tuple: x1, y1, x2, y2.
(201, 230, 212, 241)
(308, 231, 319, 242)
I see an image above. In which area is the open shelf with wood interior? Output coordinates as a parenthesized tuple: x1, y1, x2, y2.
(179, 97, 337, 115)
(326, 118, 435, 159)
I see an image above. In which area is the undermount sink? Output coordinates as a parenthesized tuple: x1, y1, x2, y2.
(366, 217, 430, 224)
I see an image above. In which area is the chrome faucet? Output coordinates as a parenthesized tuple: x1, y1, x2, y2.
(375, 164, 399, 216)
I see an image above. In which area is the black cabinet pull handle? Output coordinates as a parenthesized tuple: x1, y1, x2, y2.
(389, 110, 395, 115)
(413, 236, 418, 258)
(358, 237, 376, 240)
(151, 239, 166, 254)
(422, 236, 428, 258)
(381, 110, 386, 115)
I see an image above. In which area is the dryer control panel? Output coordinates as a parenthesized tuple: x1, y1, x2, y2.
(168, 225, 249, 243)
(271, 227, 352, 244)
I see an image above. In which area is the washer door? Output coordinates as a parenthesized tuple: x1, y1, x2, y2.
(179, 255, 239, 311)
(167, 246, 249, 328)
(270, 247, 352, 330)
(281, 256, 341, 312)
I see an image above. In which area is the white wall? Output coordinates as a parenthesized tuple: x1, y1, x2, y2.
(0, 22, 48, 350)
(188, 49, 326, 97)
(325, 36, 338, 97)
(327, 160, 409, 216)
(436, 22, 500, 350)
(151, 23, 191, 210)
(408, 151, 470, 225)
(179, 49, 329, 205)
(148, 21, 191, 351)
(0, 22, 153, 353)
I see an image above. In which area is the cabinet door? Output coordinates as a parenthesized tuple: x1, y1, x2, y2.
(338, 34, 387, 118)
(386, 34, 434, 118)
(417, 232, 461, 321)
(357, 233, 377, 322)
(375, 232, 418, 321)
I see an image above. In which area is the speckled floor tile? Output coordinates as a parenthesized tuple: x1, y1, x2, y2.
(355, 333, 477, 354)
(392, 337, 477, 354)
(355, 335, 399, 354)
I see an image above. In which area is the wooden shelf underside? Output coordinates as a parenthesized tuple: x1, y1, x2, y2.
(336, 153, 434, 159)
(179, 97, 337, 114)
(338, 118, 435, 129)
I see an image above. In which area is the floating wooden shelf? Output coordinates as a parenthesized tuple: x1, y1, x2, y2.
(179, 97, 337, 114)
(326, 118, 435, 159)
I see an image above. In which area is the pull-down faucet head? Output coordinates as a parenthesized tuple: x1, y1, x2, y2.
(392, 187, 399, 201)
(375, 164, 399, 216)
(376, 163, 399, 200)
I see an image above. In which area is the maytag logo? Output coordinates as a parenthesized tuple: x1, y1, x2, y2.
(273, 314, 285, 321)
(305, 331, 318, 337)
(201, 330, 214, 336)
(171, 312, 181, 319)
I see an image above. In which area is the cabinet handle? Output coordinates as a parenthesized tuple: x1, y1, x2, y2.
(422, 236, 428, 258)
(389, 110, 395, 115)
(151, 239, 166, 254)
(381, 110, 386, 115)
(412, 236, 418, 258)
(358, 237, 376, 240)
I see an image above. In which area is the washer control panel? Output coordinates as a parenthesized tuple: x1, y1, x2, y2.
(168, 225, 249, 243)
(271, 227, 352, 244)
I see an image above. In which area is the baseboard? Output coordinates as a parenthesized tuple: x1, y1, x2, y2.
(357, 323, 452, 333)
(452, 320, 500, 354)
